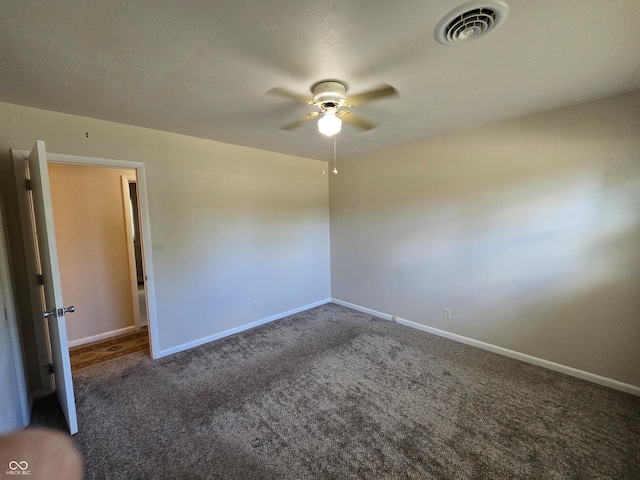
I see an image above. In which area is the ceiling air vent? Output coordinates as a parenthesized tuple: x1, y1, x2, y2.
(434, 1, 510, 45)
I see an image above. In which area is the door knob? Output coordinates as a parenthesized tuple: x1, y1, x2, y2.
(43, 306, 76, 319)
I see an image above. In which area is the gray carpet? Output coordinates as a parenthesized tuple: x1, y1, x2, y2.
(65, 303, 639, 479)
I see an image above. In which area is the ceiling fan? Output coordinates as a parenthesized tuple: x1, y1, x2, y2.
(268, 80, 398, 136)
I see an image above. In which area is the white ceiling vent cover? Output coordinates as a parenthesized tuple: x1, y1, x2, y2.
(435, 1, 510, 45)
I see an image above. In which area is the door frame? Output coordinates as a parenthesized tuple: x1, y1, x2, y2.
(12, 150, 160, 361)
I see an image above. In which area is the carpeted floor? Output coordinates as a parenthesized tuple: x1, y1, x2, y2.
(69, 329, 149, 372)
(39, 303, 640, 479)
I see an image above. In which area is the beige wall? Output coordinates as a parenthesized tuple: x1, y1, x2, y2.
(0, 102, 330, 394)
(0, 200, 29, 432)
(49, 163, 136, 342)
(330, 90, 640, 387)
(1, 90, 637, 395)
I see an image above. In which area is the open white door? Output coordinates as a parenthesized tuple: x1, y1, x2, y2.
(25, 141, 78, 434)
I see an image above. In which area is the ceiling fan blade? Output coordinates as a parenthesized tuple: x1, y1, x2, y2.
(267, 87, 312, 104)
(347, 84, 398, 106)
(338, 111, 376, 131)
(279, 113, 319, 131)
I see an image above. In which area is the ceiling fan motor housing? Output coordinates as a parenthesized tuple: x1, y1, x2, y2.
(311, 81, 348, 108)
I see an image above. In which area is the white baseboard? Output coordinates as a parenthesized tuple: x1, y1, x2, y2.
(331, 298, 640, 397)
(156, 298, 332, 359)
(68, 326, 137, 348)
(332, 299, 396, 321)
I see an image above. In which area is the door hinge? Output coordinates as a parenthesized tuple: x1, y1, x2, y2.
(37, 274, 45, 286)
(45, 363, 54, 374)
(25, 178, 32, 191)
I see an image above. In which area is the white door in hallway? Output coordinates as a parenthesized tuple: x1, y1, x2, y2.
(22, 141, 78, 434)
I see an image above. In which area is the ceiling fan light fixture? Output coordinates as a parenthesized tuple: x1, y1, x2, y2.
(318, 108, 342, 136)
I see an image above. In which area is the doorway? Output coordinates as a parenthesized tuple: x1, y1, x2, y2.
(12, 142, 159, 433)
(47, 164, 145, 352)
(13, 146, 159, 377)
(45, 163, 152, 371)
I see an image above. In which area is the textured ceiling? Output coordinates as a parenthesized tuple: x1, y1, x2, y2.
(1, 0, 639, 160)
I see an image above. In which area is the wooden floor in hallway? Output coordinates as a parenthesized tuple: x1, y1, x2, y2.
(69, 329, 149, 373)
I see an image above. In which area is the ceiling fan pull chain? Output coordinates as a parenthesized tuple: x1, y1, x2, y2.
(333, 135, 338, 175)
(321, 134, 325, 175)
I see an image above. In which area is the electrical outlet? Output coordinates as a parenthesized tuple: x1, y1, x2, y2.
(253, 300, 259, 310)
(444, 308, 452, 319)
(152, 243, 166, 251)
